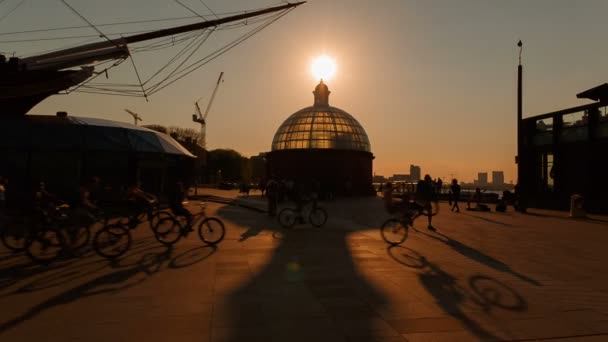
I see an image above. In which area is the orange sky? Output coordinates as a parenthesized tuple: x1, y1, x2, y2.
(4, 0, 607, 183)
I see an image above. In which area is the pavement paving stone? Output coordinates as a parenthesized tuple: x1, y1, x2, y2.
(1, 189, 607, 341)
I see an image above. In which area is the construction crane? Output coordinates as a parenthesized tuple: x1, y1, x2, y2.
(124, 108, 143, 125)
(193, 72, 224, 149)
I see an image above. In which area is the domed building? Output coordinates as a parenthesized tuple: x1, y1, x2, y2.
(266, 81, 374, 196)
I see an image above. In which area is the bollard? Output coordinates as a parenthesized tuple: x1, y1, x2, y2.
(569, 194, 586, 218)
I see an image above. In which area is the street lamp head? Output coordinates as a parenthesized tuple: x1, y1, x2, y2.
(517, 40, 522, 47)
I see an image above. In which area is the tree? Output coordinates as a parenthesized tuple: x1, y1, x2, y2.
(207, 149, 250, 182)
(142, 124, 168, 134)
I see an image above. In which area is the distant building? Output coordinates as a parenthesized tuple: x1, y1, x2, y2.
(520, 83, 608, 213)
(373, 175, 387, 183)
(410, 165, 421, 181)
(391, 174, 410, 182)
(492, 171, 504, 186)
(477, 172, 488, 186)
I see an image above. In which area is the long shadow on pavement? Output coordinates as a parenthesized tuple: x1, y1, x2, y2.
(215, 205, 393, 342)
(0, 240, 216, 334)
(417, 229, 541, 286)
(388, 245, 528, 341)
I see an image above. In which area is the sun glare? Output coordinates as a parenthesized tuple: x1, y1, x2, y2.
(311, 55, 336, 81)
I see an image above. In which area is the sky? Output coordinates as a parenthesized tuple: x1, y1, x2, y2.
(2, 0, 607, 183)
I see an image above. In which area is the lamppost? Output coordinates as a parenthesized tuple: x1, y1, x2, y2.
(516, 40, 527, 213)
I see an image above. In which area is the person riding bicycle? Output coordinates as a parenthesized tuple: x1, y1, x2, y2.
(383, 182, 415, 226)
(415, 174, 438, 231)
(168, 180, 193, 229)
(74, 176, 101, 226)
(34, 181, 68, 221)
(126, 182, 157, 226)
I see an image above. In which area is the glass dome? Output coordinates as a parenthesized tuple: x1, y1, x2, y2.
(271, 81, 371, 152)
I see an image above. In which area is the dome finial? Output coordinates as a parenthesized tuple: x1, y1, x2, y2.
(313, 80, 330, 106)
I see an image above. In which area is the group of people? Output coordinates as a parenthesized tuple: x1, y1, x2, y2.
(384, 175, 498, 229)
(0, 175, 194, 229)
(383, 174, 439, 231)
(264, 177, 321, 217)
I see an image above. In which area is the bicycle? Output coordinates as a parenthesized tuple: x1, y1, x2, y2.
(278, 200, 327, 229)
(26, 204, 95, 263)
(380, 200, 438, 245)
(152, 202, 225, 246)
(92, 221, 132, 260)
(124, 199, 172, 230)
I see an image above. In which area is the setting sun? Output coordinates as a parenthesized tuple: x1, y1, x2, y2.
(311, 55, 337, 81)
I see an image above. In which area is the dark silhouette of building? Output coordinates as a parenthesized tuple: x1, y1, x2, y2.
(0, 113, 195, 203)
(477, 172, 488, 186)
(410, 164, 421, 182)
(492, 171, 504, 186)
(520, 83, 608, 213)
(266, 81, 374, 196)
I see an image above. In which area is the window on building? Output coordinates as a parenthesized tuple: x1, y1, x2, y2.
(561, 111, 588, 142)
(533, 118, 553, 146)
(539, 152, 554, 191)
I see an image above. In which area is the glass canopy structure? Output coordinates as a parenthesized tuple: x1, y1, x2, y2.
(271, 107, 371, 152)
(267, 81, 374, 196)
(271, 80, 371, 152)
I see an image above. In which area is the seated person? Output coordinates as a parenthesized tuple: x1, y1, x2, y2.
(467, 188, 490, 211)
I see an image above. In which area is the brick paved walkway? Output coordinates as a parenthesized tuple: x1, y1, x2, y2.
(1, 189, 607, 341)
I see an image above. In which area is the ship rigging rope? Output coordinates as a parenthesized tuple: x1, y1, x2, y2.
(199, 0, 219, 19)
(65, 5, 294, 98)
(144, 9, 291, 96)
(174, 0, 206, 21)
(0, 0, 25, 23)
(0, 12, 275, 44)
(60, 0, 121, 50)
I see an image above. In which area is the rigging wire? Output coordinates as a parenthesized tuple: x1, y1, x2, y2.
(199, 0, 219, 19)
(140, 29, 212, 87)
(60, 0, 117, 46)
(145, 9, 291, 96)
(174, 0, 206, 20)
(0, 14, 271, 44)
(81, 8, 290, 97)
(0, 0, 25, 23)
(129, 53, 148, 101)
(144, 28, 213, 92)
(0, 15, 207, 36)
(68, 5, 296, 98)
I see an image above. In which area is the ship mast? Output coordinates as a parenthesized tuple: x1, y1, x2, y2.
(1, 2, 306, 116)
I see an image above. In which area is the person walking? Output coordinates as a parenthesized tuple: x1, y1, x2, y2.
(265, 177, 279, 216)
(450, 179, 461, 213)
(416, 174, 438, 231)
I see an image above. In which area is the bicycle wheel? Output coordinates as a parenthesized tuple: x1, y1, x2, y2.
(309, 207, 328, 227)
(93, 224, 132, 259)
(26, 228, 64, 263)
(1, 225, 29, 252)
(153, 217, 182, 246)
(278, 208, 297, 228)
(380, 218, 408, 245)
(198, 217, 225, 245)
(149, 211, 172, 230)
